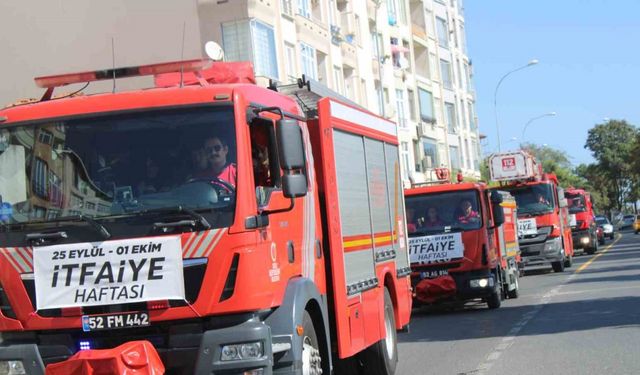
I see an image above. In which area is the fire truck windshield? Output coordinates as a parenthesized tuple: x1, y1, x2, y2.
(505, 184, 556, 216)
(565, 192, 587, 213)
(0, 105, 237, 229)
(405, 189, 482, 235)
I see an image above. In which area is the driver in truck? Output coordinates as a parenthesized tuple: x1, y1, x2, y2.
(457, 199, 480, 224)
(192, 136, 237, 187)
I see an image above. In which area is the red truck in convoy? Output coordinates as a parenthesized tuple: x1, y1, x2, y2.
(565, 188, 599, 254)
(489, 151, 575, 273)
(405, 176, 520, 309)
(0, 58, 412, 374)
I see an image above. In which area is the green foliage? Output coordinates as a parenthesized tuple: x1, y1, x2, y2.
(520, 142, 587, 188)
(583, 119, 639, 212)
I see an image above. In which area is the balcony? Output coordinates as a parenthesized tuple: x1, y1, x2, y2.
(412, 23, 427, 41)
(341, 42, 357, 68)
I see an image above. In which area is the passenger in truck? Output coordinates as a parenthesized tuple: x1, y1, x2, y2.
(456, 200, 479, 224)
(537, 193, 551, 206)
(192, 136, 237, 188)
(424, 207, 444, 227)
(406, 207, 418, 233)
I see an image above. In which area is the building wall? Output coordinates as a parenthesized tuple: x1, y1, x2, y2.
(0, 0, 482, 184)
(0, 0, 204, 106)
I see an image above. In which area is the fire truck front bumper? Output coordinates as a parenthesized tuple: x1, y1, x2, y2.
(520, 237, 564, 267)
(571, 229, 593, 249)
(0, 318, 274, 375)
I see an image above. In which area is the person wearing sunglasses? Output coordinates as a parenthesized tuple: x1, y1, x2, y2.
(192, 136, 237, 188)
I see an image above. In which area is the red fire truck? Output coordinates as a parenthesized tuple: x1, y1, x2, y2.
(565, 188, 599, 254)
(0, 59, 412, 374)
(405, 176, 520, 309)
(489, 151, 575, 273)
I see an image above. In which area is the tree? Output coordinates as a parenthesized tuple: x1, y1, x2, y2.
(584, 119, 639, 211)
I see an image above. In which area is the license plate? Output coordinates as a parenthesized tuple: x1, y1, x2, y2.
(420, 269, 449, 279)
(82, 311, 149, 332)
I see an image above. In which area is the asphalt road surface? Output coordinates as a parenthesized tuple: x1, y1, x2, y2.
(397, 230, 640, 375)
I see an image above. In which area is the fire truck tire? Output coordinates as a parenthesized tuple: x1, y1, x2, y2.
(564, 255, 573, 268)
(552, 258, 565, 272)
(360, 288, 398, 375)
(507, 273, 519, 299)
(487, 271, 502, 309)
(301, 310, 323, 375)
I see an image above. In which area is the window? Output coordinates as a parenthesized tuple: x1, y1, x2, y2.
(33, 158, 49, 199)
(354, 15, 361, 44)
(468, 101, 476, 130)
(422, 138, 439, 169)
(222, 20, 277, 79)
(451, 19, 458, 47)
(281, 0, 293, 16)
(449, 145, 460, 171)
(298, 0, 311, 18)
(407, 89, 417, 121)
(418, 88, 434, 122)
(436, 17, 449, 48)
(38, 130, 53, 145)
(251, 21, 278, 79)
(426, 9, 435, 37)
(401, 142, 411, 179)
(398, 0, 407, 25)
(460, 99, 467, 129)
(395, 89, 408, 128)
(360, 79, 368, 106)
(222, 21, 251, 63)
(472, 140, 480, 169)
(371, 32, 382, 58)
(300, 43, 318, 80)
(333, 65, 344, 95)
(457, 59, 463, 89)
(387, 0, 398, 25)
(440, 59, 452, 89)
(376, 83, 384, 116)
(445, 102, 457, 133)
(284, 42, 296, 83)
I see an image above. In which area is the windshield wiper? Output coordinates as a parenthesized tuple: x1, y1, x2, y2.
(24, 215, 111, 245)
(147, 206, 212, 231)
(47, 215, 111, 239)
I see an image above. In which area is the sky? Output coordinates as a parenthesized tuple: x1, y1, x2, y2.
(464, 0, 640, 166)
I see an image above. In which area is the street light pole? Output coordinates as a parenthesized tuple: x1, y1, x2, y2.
(493, 59, 539, 151)
(521, 112, 557, 142)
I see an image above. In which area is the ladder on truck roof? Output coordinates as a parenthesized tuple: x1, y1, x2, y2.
(269, 75, 366, 119)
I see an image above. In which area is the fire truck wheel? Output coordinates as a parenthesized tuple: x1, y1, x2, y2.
(360, 288, 398, 375)
(487, 272, 502, 309)
(564, 255, 573, 268)
(552, 258, 565, 272)
(507, 273, 519, 299)
(301, 310, 323, 375)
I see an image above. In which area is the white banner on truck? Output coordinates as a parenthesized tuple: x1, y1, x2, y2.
(408, 232, 464, 264)
(34, 236, 185, 310)
(517, 218, 538, 237)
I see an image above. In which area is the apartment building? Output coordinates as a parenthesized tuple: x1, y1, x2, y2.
(0, 0, 481, 185)
(203, 0, 481, 184)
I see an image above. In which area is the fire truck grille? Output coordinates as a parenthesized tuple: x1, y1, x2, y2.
(0, 282, 17, 319)
(21, 261, 207, 317)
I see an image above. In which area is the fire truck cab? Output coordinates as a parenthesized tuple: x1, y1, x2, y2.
(565, 188, 599, 254)
(0, 59, 412, 374)
(489, 151, 575, 273)
(405, 177, 520, 309)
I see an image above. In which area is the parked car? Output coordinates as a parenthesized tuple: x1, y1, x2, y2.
(635, 215, 640, 234)
(595, 216, 615, 240)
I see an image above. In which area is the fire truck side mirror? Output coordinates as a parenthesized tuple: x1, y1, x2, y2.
(276, 118, 308, 198)
(559, 198, 568, 208)
(490, 191, 505, 227)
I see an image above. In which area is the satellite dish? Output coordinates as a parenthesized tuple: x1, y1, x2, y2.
(205, 41, 224, 61)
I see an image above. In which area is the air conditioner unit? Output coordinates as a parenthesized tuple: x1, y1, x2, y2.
(417, 122, 426, 137)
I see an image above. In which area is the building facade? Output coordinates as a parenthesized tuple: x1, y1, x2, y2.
(0, 0, 482, 185)
(204, 0, 482, 185)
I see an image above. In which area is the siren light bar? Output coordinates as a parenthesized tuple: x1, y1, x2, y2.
(34, 59, 210, 89)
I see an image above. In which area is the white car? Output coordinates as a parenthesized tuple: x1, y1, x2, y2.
(596, 216, 614, 240)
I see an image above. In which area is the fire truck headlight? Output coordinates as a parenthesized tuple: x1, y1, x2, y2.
(581, 237, 590, 245)
(221, 341, 263, 361)
(0, 360, 26, 375)
(470, 278, 493, 288)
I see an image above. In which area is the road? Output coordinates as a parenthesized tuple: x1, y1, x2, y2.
(396, 231, 640, 375)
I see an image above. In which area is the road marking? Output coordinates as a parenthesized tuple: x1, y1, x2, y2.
(574, 237, 621, 274)
(556, 285, 640, 296)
